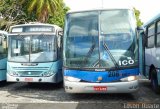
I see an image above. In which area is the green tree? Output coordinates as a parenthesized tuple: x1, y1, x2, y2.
(134, 8, 143, 26)
(48, 4, 69, 27)
(0, 0, 69, 30)
(19, 0, 63, 23)
(0, 0, 27, 31)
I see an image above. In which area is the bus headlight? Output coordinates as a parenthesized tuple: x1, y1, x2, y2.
(42, 71, 55, 77)
(8, 71, 19, 76)
(64, 76, 81, 82)
(120, 76, 138, 82)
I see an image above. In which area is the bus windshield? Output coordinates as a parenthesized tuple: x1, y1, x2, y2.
(64, 9, 138, 69)
(8, 34, 57, 62)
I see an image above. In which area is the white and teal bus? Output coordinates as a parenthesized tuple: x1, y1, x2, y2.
(0, 30, 8, 81)
(7, 23, 63, 83)
(63, 8, 140, 93)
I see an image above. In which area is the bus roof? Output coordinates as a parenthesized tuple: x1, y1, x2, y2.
(10, 23, 62, 30)
(0, 30, 8, 35)
(9, 23, 62, 33)
(144, 13, 160, 27)
(67, 7, 133, 14)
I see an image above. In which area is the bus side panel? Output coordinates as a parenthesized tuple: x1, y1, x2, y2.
(139, 32, 144, 75)
(145, 66, 150, 79)
(58, 60, 63, 82)
(0, 70, 6, 81)
(156, 69, 160, 85)
(145, 47, 154, 79)
(0, 58, 7, 81)
(64, 68, 139, 83)
(52, 60, 63, 83)
(155, 48, 160, 85)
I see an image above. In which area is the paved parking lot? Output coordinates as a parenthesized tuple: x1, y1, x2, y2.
(0, 79, 160, 109)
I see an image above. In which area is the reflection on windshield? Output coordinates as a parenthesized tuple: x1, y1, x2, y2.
(8, 35, 57, 62)
(100, 10, 138, 68)
(64, 11, 99, 68)
(64, 10, 138, 69)
(30, 35, 56, 62)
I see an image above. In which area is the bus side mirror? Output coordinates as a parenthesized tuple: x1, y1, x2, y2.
(58, 31, 63, 36)
(137, 26, 144, 32)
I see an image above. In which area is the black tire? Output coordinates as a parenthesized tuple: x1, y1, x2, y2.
(151, 69, 160, 94)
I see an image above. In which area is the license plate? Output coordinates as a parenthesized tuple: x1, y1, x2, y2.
(25, 78, 33, 82)
(93, 86, 107, 91)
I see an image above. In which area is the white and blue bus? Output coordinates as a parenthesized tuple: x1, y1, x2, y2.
(7, 23, 63, 83)
(0, 30, 8, 82)
(142, 13, 160, 93)
(63, 8, 140, 93)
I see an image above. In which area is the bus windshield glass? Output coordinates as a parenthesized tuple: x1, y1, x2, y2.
(100, 10, 138, 68)
(64, 9, 138, 69)
(64, 11, 99, 68)
(8, 34, 57, 62)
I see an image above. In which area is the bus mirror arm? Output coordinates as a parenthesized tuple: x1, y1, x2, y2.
(58, 31, 63, 36)
(137, 26, 144, 32)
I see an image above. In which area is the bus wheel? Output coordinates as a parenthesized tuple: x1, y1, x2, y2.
(151, 69, 160, 94)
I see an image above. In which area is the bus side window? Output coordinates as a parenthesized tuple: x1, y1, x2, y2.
(146, 23, 155, 48)
(156, 21, 160, 47)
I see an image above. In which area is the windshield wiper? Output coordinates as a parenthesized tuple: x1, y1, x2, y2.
(103, 42, 120, 69)
(84, 43, 96, 63)
(78, 43, 96, 68)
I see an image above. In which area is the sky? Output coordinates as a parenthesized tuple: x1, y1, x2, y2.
(64, 0, 160, 24)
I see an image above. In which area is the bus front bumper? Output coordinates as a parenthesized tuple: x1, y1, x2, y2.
(64, 80, 139, 93)
(7, 73, 61, 83)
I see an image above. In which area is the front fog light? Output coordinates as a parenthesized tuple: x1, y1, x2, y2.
(8, 71, 18, 76)
(128, 76, 136, 81)
(43, 71, 54, 77)
(64, 76, 81, 82)
(121, 76, 138, 82)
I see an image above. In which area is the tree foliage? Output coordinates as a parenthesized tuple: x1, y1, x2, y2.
(19, 0, 65, 23)
(134, 8, 143, 26)
(48, 4, 69, 28)
(0, 0, 28, 31)
(0, 0, 69, 31)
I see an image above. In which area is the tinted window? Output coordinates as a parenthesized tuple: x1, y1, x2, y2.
(157, 21, 160, 33)
(156, 21, 160, 46)
(147, 24, 155, 48)
(64, 12, 99, 68)
(147, 36, 154, 47)
(148, 24, 155, 36)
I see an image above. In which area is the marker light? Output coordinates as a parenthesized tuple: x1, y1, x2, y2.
(8, 71, 19, 76)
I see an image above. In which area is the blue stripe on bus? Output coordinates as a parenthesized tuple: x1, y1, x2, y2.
(64, 68, 139, 82)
